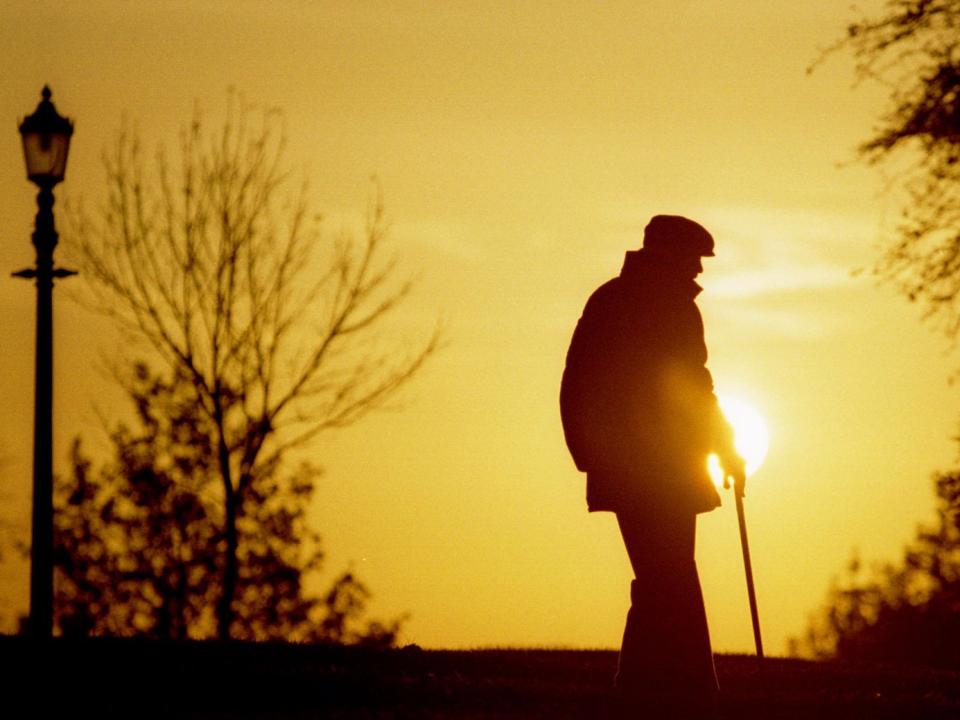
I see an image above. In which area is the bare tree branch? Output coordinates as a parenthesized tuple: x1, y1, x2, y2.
(813, 1, 960, 342)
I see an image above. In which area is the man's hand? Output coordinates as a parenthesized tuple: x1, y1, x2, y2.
(722, 453, 747, 497)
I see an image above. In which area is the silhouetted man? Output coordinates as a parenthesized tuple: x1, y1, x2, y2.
(560, 215, 745, 713)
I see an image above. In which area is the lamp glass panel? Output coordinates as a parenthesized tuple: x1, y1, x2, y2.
(21, 131, 70, 182)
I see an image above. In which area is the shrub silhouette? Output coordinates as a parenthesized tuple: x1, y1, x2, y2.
(54, 363, 403, 645)
(796, 472, 960, 668)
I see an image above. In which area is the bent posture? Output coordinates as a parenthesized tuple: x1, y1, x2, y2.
(560, 215, 744, 711)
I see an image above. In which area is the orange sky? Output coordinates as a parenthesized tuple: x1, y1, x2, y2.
(1, 1, 956, 655)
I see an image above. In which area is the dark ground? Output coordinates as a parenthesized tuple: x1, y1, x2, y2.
(2, 636, 958, 718)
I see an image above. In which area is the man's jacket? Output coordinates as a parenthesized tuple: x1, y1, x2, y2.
(560, 250, 731, 514)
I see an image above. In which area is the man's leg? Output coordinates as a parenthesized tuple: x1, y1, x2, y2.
(614, 509, 719, 705)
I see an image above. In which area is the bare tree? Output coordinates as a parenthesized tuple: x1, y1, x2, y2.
(814, 1, 960, 337)
(68, 96, 439, 640)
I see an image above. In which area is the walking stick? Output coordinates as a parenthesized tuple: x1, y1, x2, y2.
(734, 476, 764, 660)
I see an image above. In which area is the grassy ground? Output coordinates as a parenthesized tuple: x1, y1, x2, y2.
(2, 637, 959, 718)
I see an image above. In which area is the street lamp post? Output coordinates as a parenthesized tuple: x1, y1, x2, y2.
(15, 86, 75, 638)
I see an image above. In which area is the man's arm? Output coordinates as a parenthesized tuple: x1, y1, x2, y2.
(560, 294, 607, 472)
(560, 283, 625, 472)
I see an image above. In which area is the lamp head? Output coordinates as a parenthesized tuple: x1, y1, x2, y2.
(19, 86, 74, 186)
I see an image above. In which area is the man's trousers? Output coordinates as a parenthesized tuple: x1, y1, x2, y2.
(614, 508, 719, 706)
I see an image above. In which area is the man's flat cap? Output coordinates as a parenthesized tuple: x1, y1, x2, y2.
(642, 215, 715, 257)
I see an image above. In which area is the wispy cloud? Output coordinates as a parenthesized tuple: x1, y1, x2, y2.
(712, 301, 849, 341)
(706, 263, 856, 299)
(691, 203, 877, 301)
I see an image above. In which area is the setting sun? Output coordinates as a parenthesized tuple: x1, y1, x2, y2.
(709, 395, 770, 487)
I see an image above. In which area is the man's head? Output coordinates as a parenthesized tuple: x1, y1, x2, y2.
(642, 215, 714, 278)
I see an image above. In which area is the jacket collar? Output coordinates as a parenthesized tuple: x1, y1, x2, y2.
(621, 249, 702, 299)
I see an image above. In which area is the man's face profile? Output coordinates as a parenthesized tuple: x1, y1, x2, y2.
(660, 251, 704, 281)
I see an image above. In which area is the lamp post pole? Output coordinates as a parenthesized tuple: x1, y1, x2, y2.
(15, 86, 75, 638)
